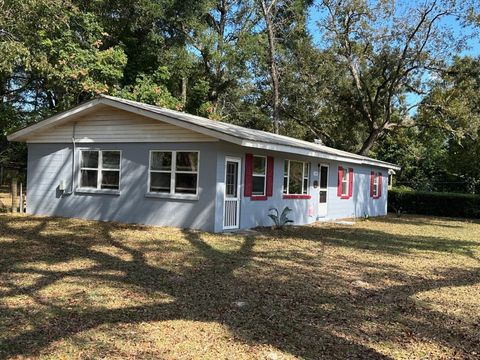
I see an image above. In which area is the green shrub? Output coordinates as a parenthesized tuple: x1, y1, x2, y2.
(388, 188, 480, 218)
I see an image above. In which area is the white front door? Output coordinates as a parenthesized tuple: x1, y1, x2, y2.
(223, 157, 241, 229)
(318, 164, 329, 217)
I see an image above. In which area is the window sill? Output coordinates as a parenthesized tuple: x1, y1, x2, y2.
(250, 195, 268, 201)
(340, 195, 351, 200)
(282, 194, 311, 200)
(75, 188, 121, 196)
(145, 192, 199, 201)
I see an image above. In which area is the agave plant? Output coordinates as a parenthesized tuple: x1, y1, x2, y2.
(268, 206, 294, 229)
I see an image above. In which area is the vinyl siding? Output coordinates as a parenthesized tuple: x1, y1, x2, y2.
(27, 107, 217, 143)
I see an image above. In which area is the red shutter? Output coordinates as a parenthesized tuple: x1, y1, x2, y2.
(244, 154, 253, 197)
(337, 166, 343, 197)
(266, 156, 274, 197)
(348, 168, 354, 198)
(378, 172, 383, 197)
(370, 171, 375, 198)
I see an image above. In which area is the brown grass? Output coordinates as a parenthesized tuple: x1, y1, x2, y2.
(0, 213, 479, 359)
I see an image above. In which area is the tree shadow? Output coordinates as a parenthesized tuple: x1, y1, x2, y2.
(0, 214, 479, 359)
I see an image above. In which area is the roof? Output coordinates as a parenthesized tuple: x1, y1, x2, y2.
(7, 95, 400, 170)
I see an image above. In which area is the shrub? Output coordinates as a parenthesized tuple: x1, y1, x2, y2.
(388, 188, 480, 218)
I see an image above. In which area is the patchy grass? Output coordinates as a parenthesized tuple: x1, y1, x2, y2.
(0, 214, 479, 359)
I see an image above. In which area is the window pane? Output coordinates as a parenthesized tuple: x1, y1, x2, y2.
(288, 161, 303, 194)
(342, 181, 348, 195)
(80, 170, 97, 188)
(304, 163, 309, 176)
(226, 162, 238, 197)
(284, 161, 288, 176)
(151, 152, 172, 171)
(81, 151, 98, 168)
(283, 176, 288, 194)
(102, 151, 120, 169)
(175, 173, 197, 194)
(303, 178, 308, 194)
(320, 190, 327, 203)
(252, 176, 265, 195)
(150, 172, 171, 193)
(320, 166, 328, 188)
(253, 156, 266, 175)
(101, 171, 119, 190)
(176, 152, 198, 172)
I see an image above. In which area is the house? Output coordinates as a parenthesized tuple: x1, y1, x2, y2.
(7, 95, 400, 232)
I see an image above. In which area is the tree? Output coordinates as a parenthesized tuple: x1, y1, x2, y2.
(316, 0, 474, 155)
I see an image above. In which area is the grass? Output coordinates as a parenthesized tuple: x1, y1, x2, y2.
(0, 214, 479, 359)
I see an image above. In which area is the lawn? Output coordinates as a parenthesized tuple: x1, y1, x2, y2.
(0, 214, 479, 359)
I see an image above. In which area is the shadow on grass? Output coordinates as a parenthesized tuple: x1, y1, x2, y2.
(0, 214, 479, 359)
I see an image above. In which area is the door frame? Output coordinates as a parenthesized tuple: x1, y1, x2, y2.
(318, 163, 329, 217)
(223, 156, 242, 230)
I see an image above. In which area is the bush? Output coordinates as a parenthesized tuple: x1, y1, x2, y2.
(388, 188, 480, 219)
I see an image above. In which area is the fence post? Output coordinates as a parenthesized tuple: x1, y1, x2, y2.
(11, 177, 18, 213)
(19, 183, 23, 213)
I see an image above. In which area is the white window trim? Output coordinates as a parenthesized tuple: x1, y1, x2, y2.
(77, 149, 122, 195)
(147, 150, 200, 199)
(252, 155, 267, 196)
(373, 173, 379, 197)
(341, 168, 349, 197)
(283, 159, 310, 195)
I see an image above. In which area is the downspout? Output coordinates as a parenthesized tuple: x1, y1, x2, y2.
(68, 122, 77, 195)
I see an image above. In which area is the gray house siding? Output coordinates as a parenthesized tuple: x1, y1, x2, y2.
(27, 142, 219, 231)
(27, 141, 388, 233)
(213, 143, 388, 231)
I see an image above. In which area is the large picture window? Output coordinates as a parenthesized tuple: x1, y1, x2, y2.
(252, 155, 266, 196)
(283, 160, 310, 195)
(149, 151, 199, 195)
(80, 150, 121, 190)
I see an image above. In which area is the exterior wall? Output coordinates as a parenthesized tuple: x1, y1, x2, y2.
(27, 142, 219, 231)
(27, 140, 389, 233)
(213, 142, 388, 232)
(27, 106, 216, 143)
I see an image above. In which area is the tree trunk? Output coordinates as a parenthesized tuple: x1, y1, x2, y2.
(260, 0, 280, 134)
(358, 129, 381, 156)
(181, 76, 187, 105)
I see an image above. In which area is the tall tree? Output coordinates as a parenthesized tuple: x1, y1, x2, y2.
(316, 0, 474, 155)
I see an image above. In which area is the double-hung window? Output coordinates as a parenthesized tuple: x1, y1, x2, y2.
(252, 155, 266, 196)
(341, 169, 349, 197)
(283, 160, 310, 195)
(373, 174, 379, 197)
(149, 151, 199, 195)
(80, 150, 121, 190)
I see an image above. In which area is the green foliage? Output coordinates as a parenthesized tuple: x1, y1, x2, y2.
(388, 188, 480, 219)
(268, 207, 294, 229)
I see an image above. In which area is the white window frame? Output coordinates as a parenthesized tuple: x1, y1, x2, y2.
(341, 168, 349, 197)
(373, 173, 379, 197)
(252, 155, 267, 196)
(283, 159, 310, 195)
(147, 150, 200, 199)
(77, 149, 122, 193)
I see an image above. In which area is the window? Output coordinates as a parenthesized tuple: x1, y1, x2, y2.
(283, 160, 310, 195)
(341, 169, 349, 196)
(149, 151, 199, 195)
(252, 155, 266, 196)
(370, 171, 383, 199)
(80, 150, 121, 190)
(373, 174, 379, 197)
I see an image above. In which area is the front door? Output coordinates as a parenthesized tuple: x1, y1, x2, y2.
(223, 157, 241, 229)
(318, 164, 329, 217)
